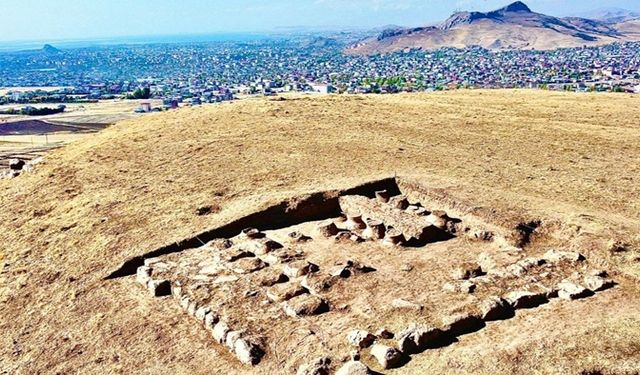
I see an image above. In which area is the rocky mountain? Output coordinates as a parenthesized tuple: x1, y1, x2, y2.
(346, 1, 640, 55)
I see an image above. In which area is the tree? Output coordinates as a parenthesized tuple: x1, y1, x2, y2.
(127, 87, 151, 99)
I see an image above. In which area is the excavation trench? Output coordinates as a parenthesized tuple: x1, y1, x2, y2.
(106, 177, 401, 279)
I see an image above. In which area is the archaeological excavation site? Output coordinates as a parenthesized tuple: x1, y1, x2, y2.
(108, 176, 618, 374)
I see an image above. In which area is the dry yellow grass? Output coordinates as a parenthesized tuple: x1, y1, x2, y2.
(0, 90, 639, 374)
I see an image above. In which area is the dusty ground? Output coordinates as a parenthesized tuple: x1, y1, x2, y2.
(0, 90, 639, 374)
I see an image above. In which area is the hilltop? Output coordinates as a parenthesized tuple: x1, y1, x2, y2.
(1, 91, 640, 374)
(347, 1, 640, 54)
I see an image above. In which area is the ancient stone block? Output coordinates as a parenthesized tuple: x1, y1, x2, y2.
(442, 312, 484, 336)
(376, 328, 394, 339)
(362, 219, 386, 240)
(247, 238, 283, 255)
(345, 213, 366, 230)
(147, 279, 171, 297)
(136, 266, 152, 286)
(583, 275, 615, 292)
(266, 283, 308, 302)
(257, 269, 289, 287)
(442, 280, 476, 294)
(195, 306, 211, 324)
(389, 195, 409, 210)
(543, 249, 585, 263)
(297, 357, 331, 375)
(315, 220, 339, 238)
(234, 338, 264, 365)
(451, 262, 483, 280)
(375, 190, 390, 203)
(282, 294, 329, 317)
(301, 273, 337, 295)
(222, 248, 255, 263)
(383, 229, 405, 246)
(480, 297, 513, 321)
(212, 321, 230, 343)
(346, 330, 376, 348)
(335, 361, 372, 375)
(231, 257, 268, 274)
(396, 325, 443, 354)
(240, 227, 265, 239)
(370, 344, 402, 369)
(284, 260, 319, 278)
(504, 290, 548, 309)
(204, 312, 219, 331)
(225, 330, 244, 350)
(557, 281, 593, 300)
(9, 159, 25, 171)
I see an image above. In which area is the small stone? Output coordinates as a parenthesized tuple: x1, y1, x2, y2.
(335, 361, 372, 375)
(606, 239, 628, 253)
(225, 330, 244, 350)
(257, 270, 289, 287)
(370, 344, 402, 369)
(389, 196, 409, 210)
(301, 273, 337, 295)
(442, 312, 484, 336)
(222, 248, 255, 262)
(442, 281, 476, 294)
(543, 249, 585, 263)
(504, 290, 548, 309)
(231, 257, 268, 274)
(282, 294, 329, 317)
(212, 321, 230, 343)
(240, 227, 264, 239)
(375, 190, 391, 203)
(376, 328, 394, 339)
(147, 279, 171, 297)
(195, 306, 212, 323)
(345, 213, 366, 230)
(9, 159, 25, 171)
(234, 338, 264, 365)
(136, 266, 152, 285)
(315, 220, 340, 238)
(480, 297, 513, 321)
(346, 330, 376, 348)
(583, 275, 615, 292)
(396, 326, 443, 354)
(266, 283, 308, 302)
(557, 281, 592, 300)
(187, 300, 199, 316)
(383, 229, 405, 246)
(249, 238, 283, 255)
(288, 231, 313, 243)
(297, 357, 331, 375)
(284, 260, 319, 278)
(391, 298, 423, 311)
(451, 262, 483, 280)
(204, 312, 219, 330)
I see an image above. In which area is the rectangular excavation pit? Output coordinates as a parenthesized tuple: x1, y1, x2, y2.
(119, 177, 616, 373)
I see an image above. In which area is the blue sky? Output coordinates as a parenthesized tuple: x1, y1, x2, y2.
(1, 0, 639, 42)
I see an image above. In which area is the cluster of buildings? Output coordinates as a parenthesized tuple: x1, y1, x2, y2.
(1, 38, 639, 105)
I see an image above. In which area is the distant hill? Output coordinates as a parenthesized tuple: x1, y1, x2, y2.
(346, 1, 640, 55)
(42, 44, 62, 54)
(572, 7, 640, 24)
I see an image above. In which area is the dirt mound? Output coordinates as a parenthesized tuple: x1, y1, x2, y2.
(1, 91, 639, 374)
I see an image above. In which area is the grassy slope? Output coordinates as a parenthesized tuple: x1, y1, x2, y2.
(0, 90, 639, 374)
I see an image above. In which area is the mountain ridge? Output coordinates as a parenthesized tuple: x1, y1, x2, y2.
(347, 1, 640, 55)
